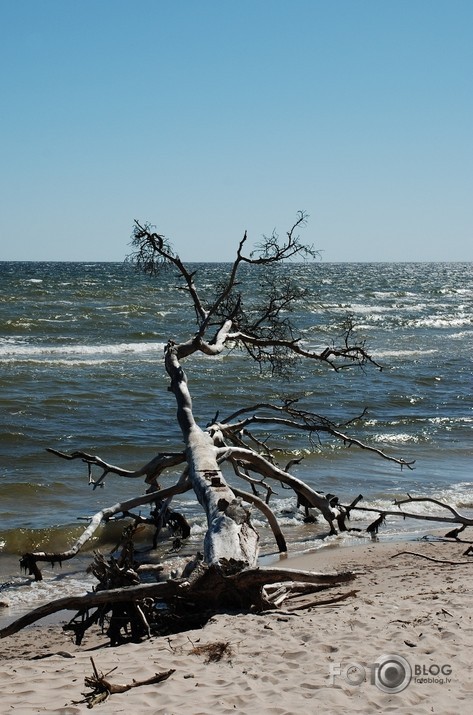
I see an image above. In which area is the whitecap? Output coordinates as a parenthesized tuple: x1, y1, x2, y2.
(0, 341, 167, 358)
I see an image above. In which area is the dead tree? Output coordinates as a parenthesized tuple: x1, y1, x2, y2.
(19, 213, 413, 570)
(7, 212, 439, 642)
(124, 213, 411, 556)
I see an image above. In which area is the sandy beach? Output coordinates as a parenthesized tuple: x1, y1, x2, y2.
(0, 536, 471, 714)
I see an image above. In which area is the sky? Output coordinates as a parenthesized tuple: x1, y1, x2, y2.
(1, 0, 471, 262)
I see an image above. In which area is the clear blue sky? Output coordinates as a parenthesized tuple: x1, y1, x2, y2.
(1, 0, 471, 262)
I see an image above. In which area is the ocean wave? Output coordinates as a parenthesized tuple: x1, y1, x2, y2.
(429, 416, 473, 425)
(345, 485, 473, 520)
(347, 303, 396, 315)
(0, 560, 98, 619)
(0, 341, 167, 359)
(408, 316, 472, 329)
(450, 331, 472, 339)
(372, 291, 418, 299)
(372, 348, 438, 359)
(0, 519, 157, 556)
(372, 433, 420, 444)
(0, 481, 74, 499)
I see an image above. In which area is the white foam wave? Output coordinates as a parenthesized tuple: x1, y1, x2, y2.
(450, 331, 472, 339)
(372, 349, 438, 359)
(373, 433, 420, 444)
(408, 316, 472, 328)
(330, 303, 396, 315)
(429, 416, 473, 425)
(0, 341, 167, 359)
(1, 570, 97, 618)
(372, 291, 418, 299)
(37, 317, 76, 323)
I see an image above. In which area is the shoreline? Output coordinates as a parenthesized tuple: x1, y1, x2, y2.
(0, 525, 454, 627)
(1, 532, 472, 713)
(0, 524, 448, 623)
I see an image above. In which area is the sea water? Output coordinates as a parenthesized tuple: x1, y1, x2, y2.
(0, 261, 472, 618)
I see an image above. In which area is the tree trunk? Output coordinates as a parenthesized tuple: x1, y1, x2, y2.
(166, 343, 259, 567)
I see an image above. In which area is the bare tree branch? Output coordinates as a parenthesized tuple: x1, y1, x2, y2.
(217, 445, 338, 529)
(130, 220, 208, 324)
(232, 485, 287, 553)
(346, 496, 473, 532)
(248, 211, 317, 263)
(393, 495, 469, 519)
(210, 401, 414, 469)
(47, 448, 187, 487)
(20, 479, 192, 578)
(129, 214, 382, 381)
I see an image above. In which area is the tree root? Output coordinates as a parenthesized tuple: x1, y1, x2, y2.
(0, 562, 355, 641)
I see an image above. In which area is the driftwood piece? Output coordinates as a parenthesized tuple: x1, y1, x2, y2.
(394, 496, 473, 525)
(75, 657, 175, 708)
(264, 582, 340, 608)
(0, 581, 181, 639)
(14, 218, 433, 650)
(284, 588, 358, 611)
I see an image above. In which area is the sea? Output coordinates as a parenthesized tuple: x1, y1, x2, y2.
(0, 260, 472, 622)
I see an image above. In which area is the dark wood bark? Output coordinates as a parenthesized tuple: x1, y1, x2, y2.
(0, 565, 354, 639)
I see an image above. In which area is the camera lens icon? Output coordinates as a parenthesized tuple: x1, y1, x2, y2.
(374, 654, 412, 693)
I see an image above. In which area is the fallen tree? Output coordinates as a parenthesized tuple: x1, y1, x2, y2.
(5, 212, 465, 644)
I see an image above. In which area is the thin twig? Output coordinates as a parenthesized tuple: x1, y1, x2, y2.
(391, 551, 473, 566)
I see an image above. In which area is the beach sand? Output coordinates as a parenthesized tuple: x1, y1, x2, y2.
(0, 537, 471, 714)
